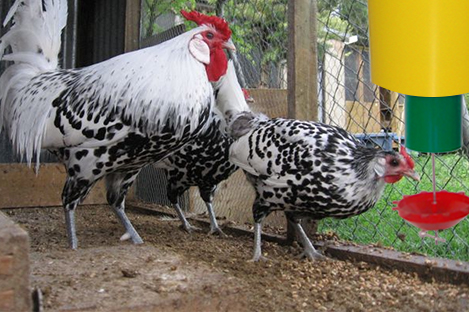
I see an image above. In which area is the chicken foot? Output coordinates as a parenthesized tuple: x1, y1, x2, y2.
(204, 201, 227, 236)
(172, 202, 201, 233)
(111, 203, 143, 244)
(291, 222, 326, 261)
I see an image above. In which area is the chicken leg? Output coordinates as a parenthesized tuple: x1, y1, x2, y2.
(64, 205, 78, 249)
(199, 186, 226, 236)
(172, 201, 200, 233)
(419, 230, 446, 244)
(204, 201, 226, 236)
(290, 222, 326, 260)
(251, 222, 268, 262)
(62, 177, 93, 249)
(105, 171, 143, 244)
(111, 202, 143, 244)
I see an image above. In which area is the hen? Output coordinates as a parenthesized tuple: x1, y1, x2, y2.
(229, 113, 420, 261)
(155, 60, 252, 235)
(0, 0, 235, 249)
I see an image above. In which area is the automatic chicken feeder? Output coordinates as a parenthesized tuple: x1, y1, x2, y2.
(367, 0, 469, 243)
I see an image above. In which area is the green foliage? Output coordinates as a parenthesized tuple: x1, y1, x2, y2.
(317, 5, 348, 61)
(319, 152, 469, 261)
(317, 0, 368, 60)
(212, 0, 288, 66)
(141, 0, 369, 83)
(141, 0, 196, 38)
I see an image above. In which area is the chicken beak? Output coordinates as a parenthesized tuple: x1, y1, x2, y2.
(223, 39, 236, 51)
(404, 169, 420, 181)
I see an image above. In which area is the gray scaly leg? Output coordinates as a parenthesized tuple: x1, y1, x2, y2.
(205, 201, 226, 236)
(64, 205, 78, 249)
(105, 171, 143, 244)
(250, 222, 268, 262)
(112, 203, 143, 244)
(291, 222, 326, 260)
(173, 202, 200, 233)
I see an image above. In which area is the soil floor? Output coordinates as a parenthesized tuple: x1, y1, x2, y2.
(5, 205, 469, 312)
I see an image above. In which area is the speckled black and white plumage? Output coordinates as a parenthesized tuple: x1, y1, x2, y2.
(154, 61, 251, 235)
(229, 114, 419, 261)
(156, 111, 237, 235)
(0, 0, 235, 249)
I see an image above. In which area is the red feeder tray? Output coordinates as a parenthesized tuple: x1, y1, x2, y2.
(393, 191, 469, 231)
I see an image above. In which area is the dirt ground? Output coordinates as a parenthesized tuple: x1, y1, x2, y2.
(5, 205, 469, 312)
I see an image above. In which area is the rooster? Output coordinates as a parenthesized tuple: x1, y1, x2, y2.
(155, 60, 252, 235)
(229, 113, 420, 261)
(0, 0, 236, 249)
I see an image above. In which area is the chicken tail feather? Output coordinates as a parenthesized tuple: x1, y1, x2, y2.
(0, 0, 67, 70)
(0, 0, 67, 167)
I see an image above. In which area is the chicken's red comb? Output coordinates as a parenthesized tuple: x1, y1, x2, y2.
(400, 146, 415, 169)
(242, 88, 251, 100)
(181, 10, 231, 41)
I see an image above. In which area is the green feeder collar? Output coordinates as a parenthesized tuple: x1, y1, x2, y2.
(405, 95, 462, 153)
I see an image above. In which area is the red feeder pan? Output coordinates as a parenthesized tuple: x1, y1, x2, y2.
(393, 191, 469, 231)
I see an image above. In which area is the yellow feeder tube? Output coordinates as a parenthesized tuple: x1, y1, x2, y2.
(367, 0, 469, 153)
(368, 0, 469, 97)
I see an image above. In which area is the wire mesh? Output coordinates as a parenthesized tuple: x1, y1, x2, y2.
(133, 0, 469, 261)
(222, 0, 288, 89)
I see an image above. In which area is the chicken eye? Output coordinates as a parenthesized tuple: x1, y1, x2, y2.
(206, 32, 214, 39)
(390, 159, 400, 167)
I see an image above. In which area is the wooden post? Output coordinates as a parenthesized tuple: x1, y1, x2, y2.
(125, 0, 141, 52)
(286, 0, 319, 243)
(287, 0, 318, 121)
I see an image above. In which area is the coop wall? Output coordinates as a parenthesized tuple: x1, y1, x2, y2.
(0, 164, 109, 209)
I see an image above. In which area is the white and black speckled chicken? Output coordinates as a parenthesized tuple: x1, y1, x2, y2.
(229, 113, 420, 261)
(154, 60, 252, 235)
(0, 0, 236, 249)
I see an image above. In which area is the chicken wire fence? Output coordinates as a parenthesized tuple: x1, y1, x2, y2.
(132, 0, 469, 262)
